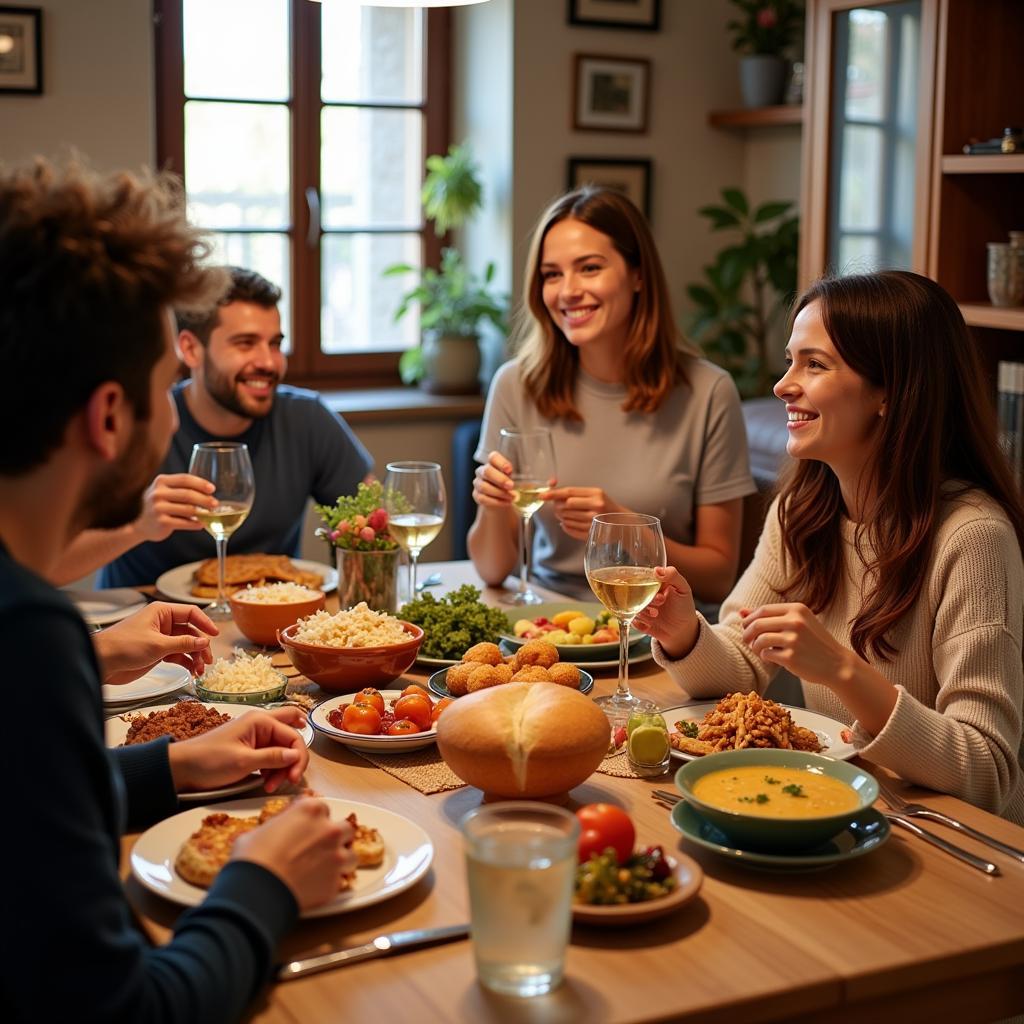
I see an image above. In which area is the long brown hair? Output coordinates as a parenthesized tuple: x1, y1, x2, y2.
(777, 271, 1024, 661)
(515, 186, 696, 422)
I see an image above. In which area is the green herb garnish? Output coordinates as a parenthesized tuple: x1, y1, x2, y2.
(739, 793, 770, 804)
(764, 776, 781, 784)
(782, 784, 806, 798)
(398, 585, 510, 660)
(676, 720, 699, 739)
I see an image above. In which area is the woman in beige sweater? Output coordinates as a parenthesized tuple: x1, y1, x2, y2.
(637, 271, 1024, 823)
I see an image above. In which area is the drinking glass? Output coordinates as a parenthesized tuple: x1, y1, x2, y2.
(383, 461, 446, 601)
(584, 513, 666, 725)
(461, 801, 579, 997)
(188, 442, 255, 620)
(497, 428, 556, 606)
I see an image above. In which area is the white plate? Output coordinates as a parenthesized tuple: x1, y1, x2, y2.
(66, 588, 147, 626)
(498, 636, 653, 671)
(310, 690, 438, 753)
(131, 797, 434, 917)
(662, 702, 857, 762)
(106, 701, 315, 803)
(155, 558, 338, 607)
(102, 663, 191, 706)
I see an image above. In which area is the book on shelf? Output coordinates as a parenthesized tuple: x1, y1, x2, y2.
(997, 361, 1024, 490)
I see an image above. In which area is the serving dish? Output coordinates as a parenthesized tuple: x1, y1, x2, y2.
(156, 558, 337, 607)
(572, 853, 703, 926)
(498, 601, 645, 662)
(309, 690, 439, 753)
(426, 665, 594, 700)
(228, 588, 326, 646)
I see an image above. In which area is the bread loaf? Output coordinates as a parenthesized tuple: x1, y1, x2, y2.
(436, 683, 610, 798)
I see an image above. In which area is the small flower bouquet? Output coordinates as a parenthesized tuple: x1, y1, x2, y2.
(315, 482, 398, 552)
(727, 0, 804, 57)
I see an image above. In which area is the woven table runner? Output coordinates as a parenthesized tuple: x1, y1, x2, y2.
(353, 747, 466, 795)
(595, 748, 645, 779)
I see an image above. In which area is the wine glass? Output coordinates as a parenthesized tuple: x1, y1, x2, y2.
(584, 513, 666, 725)
(497, 427, 556, 606)
(383, 461, 446, 601)
(188, 442, 255, 620)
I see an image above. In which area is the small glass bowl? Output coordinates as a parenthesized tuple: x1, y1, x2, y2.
(194, 671, 288, 706)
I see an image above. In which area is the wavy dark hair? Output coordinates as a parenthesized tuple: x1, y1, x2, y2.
(777, 270, 1024, 661)
(515, 186, 697, 422)
(176, 265, 282, 344)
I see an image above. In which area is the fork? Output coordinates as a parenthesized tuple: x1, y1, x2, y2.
(876, 777, 1024, 865)
(652, 789, 682, 809)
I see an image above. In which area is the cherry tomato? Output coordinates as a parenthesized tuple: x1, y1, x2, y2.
(354, 687, 385, 715)
(387, 719, 421, 736)
(393, 694, 433, 731)
(576, 803, 636, 864)
(430, 697, 454, 723)
(341, 703, 382, 735)
(400, 683, 432, 703)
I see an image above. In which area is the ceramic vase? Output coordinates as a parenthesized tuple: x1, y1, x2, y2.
(739, 55, 787, 108)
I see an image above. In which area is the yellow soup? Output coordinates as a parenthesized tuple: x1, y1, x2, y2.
(691, 765, 859, 819)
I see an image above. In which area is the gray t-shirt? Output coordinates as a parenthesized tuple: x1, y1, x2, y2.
(476, 358, 756, 596)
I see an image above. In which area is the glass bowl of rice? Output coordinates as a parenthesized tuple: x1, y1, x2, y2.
(194, 649, 289, 705)
(228, 582, 326, 647)
(278, 603, 424, 693)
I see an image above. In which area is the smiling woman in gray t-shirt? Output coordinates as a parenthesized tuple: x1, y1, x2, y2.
(469, 186, 755, 604)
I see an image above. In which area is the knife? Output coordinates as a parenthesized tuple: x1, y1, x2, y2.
(277, 923, 470, 982)
(885, 813, 1001, 876)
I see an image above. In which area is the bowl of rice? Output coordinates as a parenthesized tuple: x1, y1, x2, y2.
(194, 649, 289, 705)
(278, 603, 424, 692)
(228, 582, 326, 646)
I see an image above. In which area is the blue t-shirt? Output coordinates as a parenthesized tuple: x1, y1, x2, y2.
(99, 382, 373, 587)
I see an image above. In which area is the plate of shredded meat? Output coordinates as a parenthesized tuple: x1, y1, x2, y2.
(106, 701, 314, 802)
(662, 692, 856, 762)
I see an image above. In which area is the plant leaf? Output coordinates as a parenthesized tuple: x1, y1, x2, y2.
(722, 188, 749, 216)
(754, 200, 793, 223)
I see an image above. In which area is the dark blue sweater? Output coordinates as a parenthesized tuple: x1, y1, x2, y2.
(0, 545, 298, 1022)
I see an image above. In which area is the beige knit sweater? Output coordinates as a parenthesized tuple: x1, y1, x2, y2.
(653, 489, 1024, 825)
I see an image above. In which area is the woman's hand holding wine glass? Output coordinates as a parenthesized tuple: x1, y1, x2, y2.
(188, 442, 255, 620)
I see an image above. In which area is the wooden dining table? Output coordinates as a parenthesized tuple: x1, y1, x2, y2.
(119, 560, 1024, 1024)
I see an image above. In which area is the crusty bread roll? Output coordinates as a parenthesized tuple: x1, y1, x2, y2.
(436, 683, 610, 798)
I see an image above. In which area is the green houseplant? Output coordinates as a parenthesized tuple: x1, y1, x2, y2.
(685, 187, 798, 399)
(727, 0, 804, 107)
(384, 143, 508, 393)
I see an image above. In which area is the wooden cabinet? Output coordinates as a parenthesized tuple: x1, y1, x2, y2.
(801, 0, 1024, 368)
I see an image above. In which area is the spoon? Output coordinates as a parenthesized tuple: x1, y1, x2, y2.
(415, 572, 443, 592)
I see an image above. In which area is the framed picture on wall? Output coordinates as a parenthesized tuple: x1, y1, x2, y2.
(573, 54, 650, 133)
(0, 6, 42, 95)
(568, 0, 661, 32)
(567, 157, 652, 218)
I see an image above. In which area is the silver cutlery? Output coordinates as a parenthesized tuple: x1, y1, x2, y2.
(876, 777, 1024, 865)
(277, 923, 470, 981)
(884, 812, 1000, 875)
(415, 571, 443, 592)
(652, 789, 682, 806)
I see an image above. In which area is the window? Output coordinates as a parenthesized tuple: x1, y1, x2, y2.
(154, 0, 450, 387)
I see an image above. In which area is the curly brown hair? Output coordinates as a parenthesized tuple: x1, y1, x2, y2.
(515, 186, 697, 422)
(777, 270, 1024, 661)
(0, 159, 226, 475)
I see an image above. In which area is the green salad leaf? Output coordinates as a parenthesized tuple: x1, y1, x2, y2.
(399, 584, 509, 660)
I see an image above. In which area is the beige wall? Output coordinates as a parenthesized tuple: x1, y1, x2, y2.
(0, 0, 154, 170)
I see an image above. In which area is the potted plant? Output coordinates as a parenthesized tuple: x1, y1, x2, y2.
(685, 187, 798, 399)
(727, 0, 804, 107)
(384, 143, 509, 394)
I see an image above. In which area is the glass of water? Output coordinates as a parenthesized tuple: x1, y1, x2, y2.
(461, 801, 579, 997)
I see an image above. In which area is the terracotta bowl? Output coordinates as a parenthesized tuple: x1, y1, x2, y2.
(229, 590, 326, 647)
(278, 620, 424, 693)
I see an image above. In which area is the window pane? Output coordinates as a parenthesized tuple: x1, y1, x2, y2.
(321, 108, 423, 229)
(321, 5, 423, 103)
(208, 232, 292, 355)
(837, 234, 881, 274)
(183, 0, 289, 101)
(839, 124, 883, 231)
(844, 9, 887, 122)
(321, 233, 421, 353)
(185, 101, 290, 230)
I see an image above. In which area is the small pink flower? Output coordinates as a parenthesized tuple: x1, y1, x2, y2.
(368, 508, 388, 531)
(353, 514, 367, 529)
(360, 526, 376, 542)
(756, 6, 778, 28)
(330, 529, 342, 542)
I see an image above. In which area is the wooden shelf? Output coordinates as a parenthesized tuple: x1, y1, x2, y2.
(708, 105, 803, 128)
(959, 303, 1024, 331)
(941, 154, 1024, 174)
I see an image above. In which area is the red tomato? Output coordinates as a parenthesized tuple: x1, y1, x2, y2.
(387, 719, 421, 736)
(400, 683, 432, 703)
(341, 703, 382, 735)
(430, 697, 454, 723)
(354, 688, 385, 715)
(576, 803, 636, 864)
(393, 694, 433, 731)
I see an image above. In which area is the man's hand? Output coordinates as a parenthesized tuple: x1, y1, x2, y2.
(545, 486, 627, 540)
(93, 602, 218, 685)
(133, 473, 217, 542)
(167, 707, 309, 794)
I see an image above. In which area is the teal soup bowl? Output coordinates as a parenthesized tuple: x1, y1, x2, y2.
(674, 748, 878, 852)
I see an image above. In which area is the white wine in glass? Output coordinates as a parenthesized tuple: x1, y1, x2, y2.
(498, 428, 556, 606)
(383, 461, 446, 601)
(585, 513, 666, 724)
(188, 442, 255, 620)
